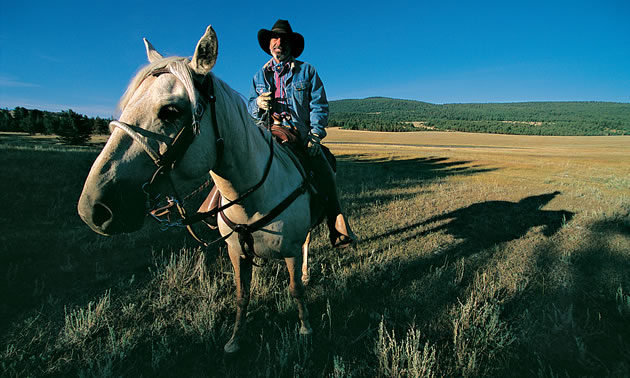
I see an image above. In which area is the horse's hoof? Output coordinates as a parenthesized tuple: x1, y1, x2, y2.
(299, 325, 313, 336)
(224, 339, 240, 353)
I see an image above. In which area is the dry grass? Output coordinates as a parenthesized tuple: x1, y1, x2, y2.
(1, 130, 629, 376)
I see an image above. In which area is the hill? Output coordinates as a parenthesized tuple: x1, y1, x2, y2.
(329, 97, 630, 136)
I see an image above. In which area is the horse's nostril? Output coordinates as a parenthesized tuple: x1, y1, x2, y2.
(93, 203, 113, 227)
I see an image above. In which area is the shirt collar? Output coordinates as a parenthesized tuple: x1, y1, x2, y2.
(264, 57, 296, 72)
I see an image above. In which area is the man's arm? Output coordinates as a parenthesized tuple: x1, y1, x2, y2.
(309, 70, 328, 139)
(247, 77, 265, 120)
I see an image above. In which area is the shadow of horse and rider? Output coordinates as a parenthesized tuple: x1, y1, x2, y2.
(317, 154, 575, 274)
(356, 189, 572, 289)
(362, 191, 573, 249)
(334, 154, 573, 251)
(306, 154, 575, 328)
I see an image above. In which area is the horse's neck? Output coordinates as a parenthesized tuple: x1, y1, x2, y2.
(209, 108, 270, 201)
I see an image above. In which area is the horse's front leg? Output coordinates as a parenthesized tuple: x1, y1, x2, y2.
(224, 249, 253, 353)
(285, 256, 313, 335)
(301, 232, 311, 286)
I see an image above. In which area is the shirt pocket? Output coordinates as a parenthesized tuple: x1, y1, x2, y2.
(293, 81, 310, 91)
(292, 80, 310, 105)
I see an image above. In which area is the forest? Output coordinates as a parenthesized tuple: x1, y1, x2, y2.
(0, 107, 110, 144)
(329, 98, 630, 135)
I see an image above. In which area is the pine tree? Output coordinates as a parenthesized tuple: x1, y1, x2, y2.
(56, 109, 93, 145)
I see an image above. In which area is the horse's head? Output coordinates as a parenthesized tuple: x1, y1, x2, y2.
(78, 26, 221, 235)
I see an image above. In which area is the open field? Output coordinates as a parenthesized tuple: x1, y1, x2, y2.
(1, 130, 629, 376)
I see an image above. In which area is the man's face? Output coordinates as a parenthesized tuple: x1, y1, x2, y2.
(269, 36, 291, 62)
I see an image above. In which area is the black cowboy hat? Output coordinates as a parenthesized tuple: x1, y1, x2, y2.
(258, 19, 304, 58)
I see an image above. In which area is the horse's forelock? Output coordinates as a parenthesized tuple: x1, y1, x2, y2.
(117, 57, 194, 114)
(168, 59, 198, 111)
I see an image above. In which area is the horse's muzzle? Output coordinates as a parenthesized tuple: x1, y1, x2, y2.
(78, 190, 146, 236)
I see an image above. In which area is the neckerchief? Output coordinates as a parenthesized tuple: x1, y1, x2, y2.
(268, 58, 292, 123)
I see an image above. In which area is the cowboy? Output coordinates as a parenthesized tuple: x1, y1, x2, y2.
(247, 19, 357, 248)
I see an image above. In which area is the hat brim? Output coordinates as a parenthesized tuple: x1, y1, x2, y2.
(257, 29, 304, 58)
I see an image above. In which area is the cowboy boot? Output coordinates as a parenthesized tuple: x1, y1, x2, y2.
(308, 150, 357, 248)
(328, 212, 357, 248)
(324, 187, 357, 248)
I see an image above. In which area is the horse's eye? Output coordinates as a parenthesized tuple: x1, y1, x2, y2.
(158, 105, 180, 121)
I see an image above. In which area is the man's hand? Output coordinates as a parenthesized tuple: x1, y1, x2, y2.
(307, 133, 322, 157)
(256, 91, 272, 110)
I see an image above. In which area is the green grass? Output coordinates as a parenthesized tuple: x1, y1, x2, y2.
(1, 132, 629, 376)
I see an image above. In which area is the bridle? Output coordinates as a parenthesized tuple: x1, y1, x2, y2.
(110, 67, 223, 187)
(109, 64, 277, 248)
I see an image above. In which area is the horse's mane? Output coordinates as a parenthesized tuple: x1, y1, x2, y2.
(210, 72, 257, 131)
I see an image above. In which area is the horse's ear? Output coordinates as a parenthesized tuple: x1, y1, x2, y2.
(144, 38, 163, 63)
(191, 25, 218, 75)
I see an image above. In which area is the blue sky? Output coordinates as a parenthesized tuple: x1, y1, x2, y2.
(1, 0, 629, 117)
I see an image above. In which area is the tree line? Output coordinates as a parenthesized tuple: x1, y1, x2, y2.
(329, 98, 630, 136)
(329, 116, 415, 132)
(0, 107, 111, 144)
(5, 99, 630, 140)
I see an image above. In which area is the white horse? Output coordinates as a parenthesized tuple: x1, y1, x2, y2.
(77, 26, 317, 353)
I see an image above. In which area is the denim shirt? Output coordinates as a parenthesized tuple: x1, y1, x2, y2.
(247, 59, 329, 141)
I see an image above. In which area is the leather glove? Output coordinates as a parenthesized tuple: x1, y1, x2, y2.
(307, 133, 322, 157)
(256, 91, 272, 111)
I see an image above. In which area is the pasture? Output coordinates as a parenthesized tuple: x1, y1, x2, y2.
(1, 129, 629, 376)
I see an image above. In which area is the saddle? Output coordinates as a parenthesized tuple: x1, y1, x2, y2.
(270, 125, 299, 145)
(273, 124, 335, 165)
(268, 125, 336, 201)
